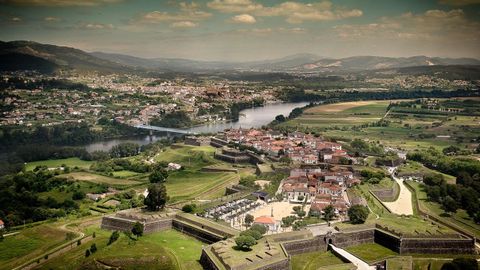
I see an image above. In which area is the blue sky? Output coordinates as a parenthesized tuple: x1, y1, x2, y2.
(1, 0, 479, 61)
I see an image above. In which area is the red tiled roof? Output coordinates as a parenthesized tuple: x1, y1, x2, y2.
(254, 216, 276, 224)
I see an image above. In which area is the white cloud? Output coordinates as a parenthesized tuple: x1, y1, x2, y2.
(0, 0, 122, 6)
(207, 0, 263, 13)
(334, 9, 480, 42)
(231, 14, 256, 24)
(170, 21, 198, 28)
(208, 0, 362, 23)
(137, 10, 211, 23)
(79, 23, 114, 30)
(439, 0, 480, 6)
(44, 16, 60, 22)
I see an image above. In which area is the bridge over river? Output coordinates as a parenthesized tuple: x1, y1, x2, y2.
(134, 124, 197, 135)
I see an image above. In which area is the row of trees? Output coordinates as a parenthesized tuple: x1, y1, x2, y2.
(407, 148, 480, 177)
(423, 173, 480, 222)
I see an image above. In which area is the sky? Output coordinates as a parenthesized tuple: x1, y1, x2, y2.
(1, 0, 480, 61)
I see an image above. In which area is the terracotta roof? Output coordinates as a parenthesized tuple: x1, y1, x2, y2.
(254, 216, 276, 224)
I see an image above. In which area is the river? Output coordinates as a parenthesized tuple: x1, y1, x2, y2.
(84, 102, 308, 152)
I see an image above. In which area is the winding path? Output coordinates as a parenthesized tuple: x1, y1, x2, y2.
(382, 167, 414, 215)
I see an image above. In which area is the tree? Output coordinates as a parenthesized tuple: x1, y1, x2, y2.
(244, 214, 254, 227)
(182, 204, 196, 213)
(144, 183, 168, 211)
(89, 243, 97, 253)
(292, 220, 307, 231)
(108, 231, 120, 245)
(442, 196, 459, 214)
(131, 222, 144, 238)
(323, 205, 335, 222)
(348, 205, 369, 224)
(443, 145, 460, 156)
(250, 224, 267, 235)
(72, 190, 85, 200)
(77, 239, 81, 246)
(275, 114, 286, 122)
(85, 249, 90, 257)
(235, 235, 256, 250)
(281, 216, 297, 228)
(240, 229, 262, 240)
(297, 210, 306, 219)
(149, 168, 168, 183)
(441, 262, 459, 270)
(450, 258, 478, 270)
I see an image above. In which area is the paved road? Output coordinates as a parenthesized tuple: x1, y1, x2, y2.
(382, 167, 414, 215)
(329, 244, 375, 270)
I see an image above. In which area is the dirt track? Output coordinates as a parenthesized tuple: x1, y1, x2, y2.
(383, 174, 414, 216)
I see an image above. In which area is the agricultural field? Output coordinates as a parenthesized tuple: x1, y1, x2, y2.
(24, 157, 93, 171)
(281, 98, 480, 151)
(0, 224, 72, 270)
(283, 100, 390, 129)
(166, 171, 239, 202)
(291, 250, 352, 270)
(38, 229, 204, 270)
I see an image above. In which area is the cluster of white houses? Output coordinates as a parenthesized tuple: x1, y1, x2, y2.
(281, 168, 361, 216)
(223, 129, 352, 164)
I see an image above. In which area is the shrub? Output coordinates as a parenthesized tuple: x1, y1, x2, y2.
(240, 229, 262, 240)
(90, 243, 97, 253)
(250, 224, 267, 235)
(348, 205, 369, 224)
(235, 235, 256, 250)
(182, 204, 196, 213)
(108, 231, 120, 245)
(132, 222, 144, 238)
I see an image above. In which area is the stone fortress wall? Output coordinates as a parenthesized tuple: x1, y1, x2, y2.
(101, 211, 476, 270)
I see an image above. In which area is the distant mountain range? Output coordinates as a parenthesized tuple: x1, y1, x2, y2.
(1, 40, 480, 74)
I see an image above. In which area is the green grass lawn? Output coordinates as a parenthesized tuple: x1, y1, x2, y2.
(386, 256, 413, 270)
(166, 170, 239, 202)
(38, 181, 109, 203)
(25, 158, 93, 171)
(345, 243, 397, 263)
(0, 224, 70, 270)
(291, 251, 349, 270)
(61, 172, 141, 186)
(155, 144, 221, 170)
(413, 258, 450, 270)
(111, 170, 142, 178)
(39, 229, 204, 270)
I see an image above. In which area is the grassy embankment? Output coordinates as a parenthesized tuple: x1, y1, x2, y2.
(0, 224, 71, 270)
(407, 181, 480, 239)
(38, 228, 204, 270)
